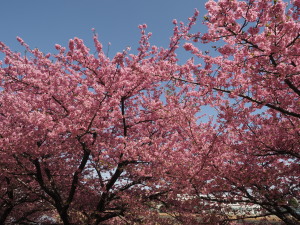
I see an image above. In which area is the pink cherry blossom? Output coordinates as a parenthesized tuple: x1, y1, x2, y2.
(0, 0, 299, 224)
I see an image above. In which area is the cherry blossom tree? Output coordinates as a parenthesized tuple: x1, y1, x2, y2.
(0, 21, 204, 224)
(0, 0, 299, 224)
(172, 0, 300, 224)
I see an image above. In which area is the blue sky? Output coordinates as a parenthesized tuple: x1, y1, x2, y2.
(0, 0, 206, 56)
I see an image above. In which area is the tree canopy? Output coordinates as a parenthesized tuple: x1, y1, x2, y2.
(0, 0, 299, 224)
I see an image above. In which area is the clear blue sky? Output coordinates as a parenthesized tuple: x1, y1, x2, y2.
(0, 0, 206, 56)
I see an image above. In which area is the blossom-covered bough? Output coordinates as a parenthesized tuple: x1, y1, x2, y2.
(0, 0, 299, 224)
(177, 0, 300, 224)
